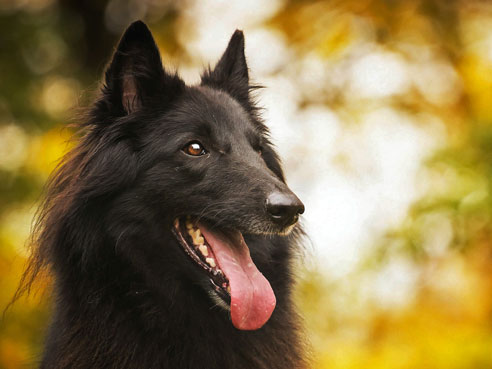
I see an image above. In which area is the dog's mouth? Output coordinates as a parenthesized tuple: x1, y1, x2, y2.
(172, 217, 276, 331)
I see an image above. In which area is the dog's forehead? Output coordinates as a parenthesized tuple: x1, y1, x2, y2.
(186, 86, 254, 136)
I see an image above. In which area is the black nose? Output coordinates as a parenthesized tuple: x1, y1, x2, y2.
(266, 191, 305, 227)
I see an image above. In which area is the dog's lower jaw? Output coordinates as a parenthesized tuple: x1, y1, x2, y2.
(209, 289, 231, 311)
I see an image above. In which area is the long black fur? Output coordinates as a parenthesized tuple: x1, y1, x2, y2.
(17, 21, 307, 369)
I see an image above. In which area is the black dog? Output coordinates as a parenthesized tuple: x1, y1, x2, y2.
(20, 21, 307, 368)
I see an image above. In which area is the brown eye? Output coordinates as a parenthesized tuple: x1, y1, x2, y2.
(183, 141, 207, 156)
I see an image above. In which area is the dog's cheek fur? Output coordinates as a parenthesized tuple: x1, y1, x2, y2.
(137, 158, 273, 234)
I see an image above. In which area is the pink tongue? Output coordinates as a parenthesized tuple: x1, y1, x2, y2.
(199, 224, 276, 330)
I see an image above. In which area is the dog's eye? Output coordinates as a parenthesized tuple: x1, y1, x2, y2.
(183, 141, 207, 156)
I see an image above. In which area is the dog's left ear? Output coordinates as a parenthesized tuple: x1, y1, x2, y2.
(201, 30, 250, 106)
(103, 21, 183, 116)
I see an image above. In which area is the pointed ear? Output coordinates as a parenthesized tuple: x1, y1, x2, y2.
(103, 21, 183, 115)
(201, 30, 250, 105)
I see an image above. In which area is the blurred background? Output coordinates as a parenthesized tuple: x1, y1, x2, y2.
(1, 0, 492, 368)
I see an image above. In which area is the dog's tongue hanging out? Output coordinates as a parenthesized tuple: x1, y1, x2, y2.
(199, 224, 276, 330)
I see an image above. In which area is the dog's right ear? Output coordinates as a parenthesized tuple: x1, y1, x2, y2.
(102, 21, 184, 116)
(201, 30, 250, 107)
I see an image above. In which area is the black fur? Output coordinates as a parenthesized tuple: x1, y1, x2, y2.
(17, 21, 307, 369)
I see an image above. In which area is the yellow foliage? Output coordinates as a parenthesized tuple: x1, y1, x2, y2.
(25, 126, 72, 179)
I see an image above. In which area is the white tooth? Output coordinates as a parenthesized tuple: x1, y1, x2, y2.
(227, 286, 231, 293)
(206, 258, 216, 268)
(191, 230, 203, 244)
(186, 221, 193, 230)
(198, 245, 208, 256)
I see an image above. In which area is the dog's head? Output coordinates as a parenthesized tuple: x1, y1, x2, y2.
(75, 21, 304, 330)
